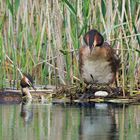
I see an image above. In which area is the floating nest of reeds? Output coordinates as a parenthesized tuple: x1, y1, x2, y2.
(0, 85, 140, 104)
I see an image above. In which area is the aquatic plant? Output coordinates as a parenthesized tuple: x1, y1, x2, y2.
(0, 0, 139, 94)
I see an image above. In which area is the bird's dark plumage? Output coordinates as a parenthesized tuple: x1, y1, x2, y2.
(84, 29, 104, 49)
(20, 73, 34, 88)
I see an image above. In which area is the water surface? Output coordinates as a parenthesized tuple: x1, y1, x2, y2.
(1, 103, 140, 140)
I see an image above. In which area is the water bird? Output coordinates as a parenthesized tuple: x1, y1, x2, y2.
(20, 73, 35, 101)
(79, 29, 120, 86)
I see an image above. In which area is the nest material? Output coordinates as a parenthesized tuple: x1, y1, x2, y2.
(1, 85, 140, 104)
(55, 84, 124, 99)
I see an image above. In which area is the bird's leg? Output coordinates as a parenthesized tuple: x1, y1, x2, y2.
(115, 78, 118, 88)
(109, 74, 121, 96)
(79, 75, 96, 100)
(79, 82, 94, 100)
(90, 74, 94, 83)
(90, 74, 97, 88)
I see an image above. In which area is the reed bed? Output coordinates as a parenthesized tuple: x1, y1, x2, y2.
(0, 0, 139, 93)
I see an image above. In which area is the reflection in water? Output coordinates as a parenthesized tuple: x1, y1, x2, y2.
(20, 102, 33, 125)
(79, 103, 118, 140)
(1, 103, 140, 140)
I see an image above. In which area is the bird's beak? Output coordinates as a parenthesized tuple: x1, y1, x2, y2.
(93, 39, 97, 48)
(89, 40, 97, 54)
(25, 77, 36, 91)
(30, 83, 36, 91)
(89, 45, 93, 54)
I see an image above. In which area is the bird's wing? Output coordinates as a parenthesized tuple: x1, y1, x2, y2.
(104, 46, 120, 73)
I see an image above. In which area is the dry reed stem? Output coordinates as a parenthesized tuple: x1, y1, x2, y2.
(0, 0, 139, 92)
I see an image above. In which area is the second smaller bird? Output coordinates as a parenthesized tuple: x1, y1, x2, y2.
(20, 73, 35, 101)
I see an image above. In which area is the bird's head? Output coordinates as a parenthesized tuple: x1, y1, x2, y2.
(20, 73, 35, 90)
(84, 29, 104, 53)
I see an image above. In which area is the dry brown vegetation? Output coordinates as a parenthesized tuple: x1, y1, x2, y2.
(0, 0, 139, 94)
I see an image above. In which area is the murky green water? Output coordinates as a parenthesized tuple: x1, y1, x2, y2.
(1, 103, 140, 140)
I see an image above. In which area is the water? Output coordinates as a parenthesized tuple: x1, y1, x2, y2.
(1, 103, 140, 140)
